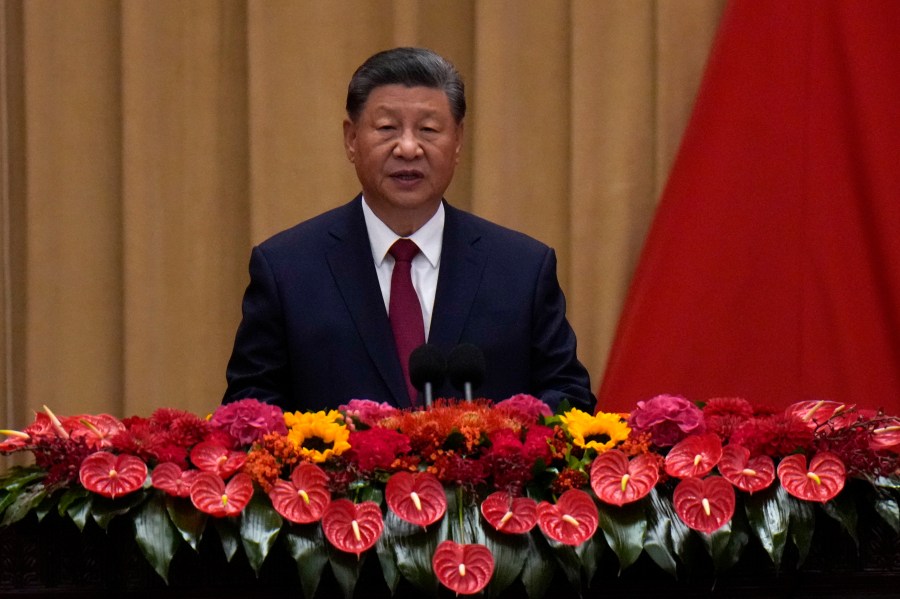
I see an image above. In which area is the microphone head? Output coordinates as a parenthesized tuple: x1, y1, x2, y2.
(447, 343, 486, 391)
(409, 344, 447, 391)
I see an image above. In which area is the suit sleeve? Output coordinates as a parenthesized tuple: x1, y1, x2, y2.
(222, 246, 292, 409)
(530, 248, 596, 413)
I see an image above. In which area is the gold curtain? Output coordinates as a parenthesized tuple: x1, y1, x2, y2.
(0, 0, 725, 435)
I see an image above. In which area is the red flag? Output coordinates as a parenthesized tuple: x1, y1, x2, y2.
(599, 0, 900, 414)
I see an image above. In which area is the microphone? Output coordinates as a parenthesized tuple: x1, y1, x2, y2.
(409, 344, 446, 407)
(447, 343, 486, 402)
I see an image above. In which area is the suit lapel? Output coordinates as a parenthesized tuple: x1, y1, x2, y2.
(325, 198, 411, 407)
(429, 203, 487, 349)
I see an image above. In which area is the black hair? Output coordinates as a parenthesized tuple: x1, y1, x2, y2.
(346, 47, 466, 123)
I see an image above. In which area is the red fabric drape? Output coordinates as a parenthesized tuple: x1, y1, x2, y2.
(598, 0, 900, 414)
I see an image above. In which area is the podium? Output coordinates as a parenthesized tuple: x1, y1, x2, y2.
(2, 499, 899, 598)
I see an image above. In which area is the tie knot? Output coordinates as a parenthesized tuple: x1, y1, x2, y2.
(390, 238, 420, 263)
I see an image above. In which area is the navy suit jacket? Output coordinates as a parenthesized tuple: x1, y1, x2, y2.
(223, 196, 595, 412)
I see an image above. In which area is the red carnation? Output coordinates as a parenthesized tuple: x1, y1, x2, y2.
(703, 397, 754, 443)
(346, 428, 411, 472)
(730, 414, 815, 457)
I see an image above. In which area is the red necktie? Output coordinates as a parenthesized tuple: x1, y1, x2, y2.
(389, 239, 425, 404)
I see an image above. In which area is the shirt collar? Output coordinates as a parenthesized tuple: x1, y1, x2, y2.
(361, 197, 444, 268)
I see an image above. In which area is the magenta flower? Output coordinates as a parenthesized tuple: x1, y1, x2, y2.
(495, 394, 553, 424)
(339, 399, 400, 430)
(209, 398, 287, 447)
(628, 394, 706, 447)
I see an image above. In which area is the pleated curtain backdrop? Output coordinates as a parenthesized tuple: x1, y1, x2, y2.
(0, 0, 725, 441)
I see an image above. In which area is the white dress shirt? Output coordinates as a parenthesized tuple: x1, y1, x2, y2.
(361, 197, 443, 339)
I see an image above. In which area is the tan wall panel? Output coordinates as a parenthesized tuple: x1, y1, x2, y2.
(121, 0, 249, 416)
(569, 0, 657, 388)
(247, 0, 394, 244)
(471, 0, 572, 262)
(656, 0, 727, 197)
(1, 0, 27, 470)
(23, 0, 123, 416)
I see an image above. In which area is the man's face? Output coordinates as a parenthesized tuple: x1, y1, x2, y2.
(343, 84, 463, 233)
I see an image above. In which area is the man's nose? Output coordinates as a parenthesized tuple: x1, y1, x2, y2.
(393, 129, 423, 158)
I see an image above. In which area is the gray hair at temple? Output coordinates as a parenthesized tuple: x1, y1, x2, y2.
(345, 47, 466, 124)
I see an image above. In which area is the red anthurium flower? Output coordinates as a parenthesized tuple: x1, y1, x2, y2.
(785, 400, 855, 430)
(268, 462, 331, 524)
(432, 540, 495, 595)
(665, 433, 723, 479)
(385, 471, 447, 528)
(590, 450, 659, 506)
(190, 471, 253, 517)
(777, 452, 846, 502)
(151, 462, 200, 498)
(870, 418, 900, 453)
(79, 452, 148, 499)
(189, 441, 247, 478)
(536, 489, 598, 545)
(480, 491, 537, 534)
(673, 476, 735, 533)
(717, 445, 775, 493)
(66, 414, 126, 450)
(322, 499, 384, 556)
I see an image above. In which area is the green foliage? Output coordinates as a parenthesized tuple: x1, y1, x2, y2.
(1, 469, 898, 592)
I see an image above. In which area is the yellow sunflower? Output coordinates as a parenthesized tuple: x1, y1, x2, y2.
(560, 408, 630, 452)
(283, 409, 351, 463)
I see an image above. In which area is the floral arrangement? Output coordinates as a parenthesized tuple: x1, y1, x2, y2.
(2, 394, 899, 597)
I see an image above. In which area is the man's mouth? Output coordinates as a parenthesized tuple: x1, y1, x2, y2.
(391, 170, 424, 181)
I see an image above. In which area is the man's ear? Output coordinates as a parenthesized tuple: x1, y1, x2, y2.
(343, 118, 357, 162)
(454, 120, 465, 164)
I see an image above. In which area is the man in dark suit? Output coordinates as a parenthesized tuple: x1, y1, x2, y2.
(223, 47, 594, 413)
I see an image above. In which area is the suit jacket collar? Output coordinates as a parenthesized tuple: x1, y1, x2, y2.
(325, 196, 411, 407)
(324, 197, 487, 407)
(429, 202, 488, 350)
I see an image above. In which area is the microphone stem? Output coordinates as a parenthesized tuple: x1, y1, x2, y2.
(464, 382, 473, 402)
(424, 382, 433, 408)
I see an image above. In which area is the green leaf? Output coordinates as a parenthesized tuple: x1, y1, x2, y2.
(874, 497, 900, 534)
(57, 486, 90, 516)
(165, 495, 208, 551)
(786, 494, 816, 566)
(0, 466, 45, 494)
(33, 492, 58, 522)
(520, 532, 557, 599)
(239, 493, 283, 575)
(597, 500, 648, 572)
(0, 484, 47, 526)
(90, 489, 148, 530)
(283, 523, 329, 599)
(643, 487, 689, 577)
(575, 534, 604, 589)
(704, 508, 749, 573)
(132, 491, 182, 584)
(744, 485, 790, 568)
(821, 490, 859, 549)
(328, 547, 367, 599)
(481, 521, 528, 598)
(374, 530, 402, 594)
(65, 493, 94, 531)
(384, 508, 443, 594)
(212, 517, 242, 562)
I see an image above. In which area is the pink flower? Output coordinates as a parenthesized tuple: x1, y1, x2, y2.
(209, 399, 287, 447)
(628, 394, 706, 447)
(339, 399, 401, 430)
(495, 394, 553, 425)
